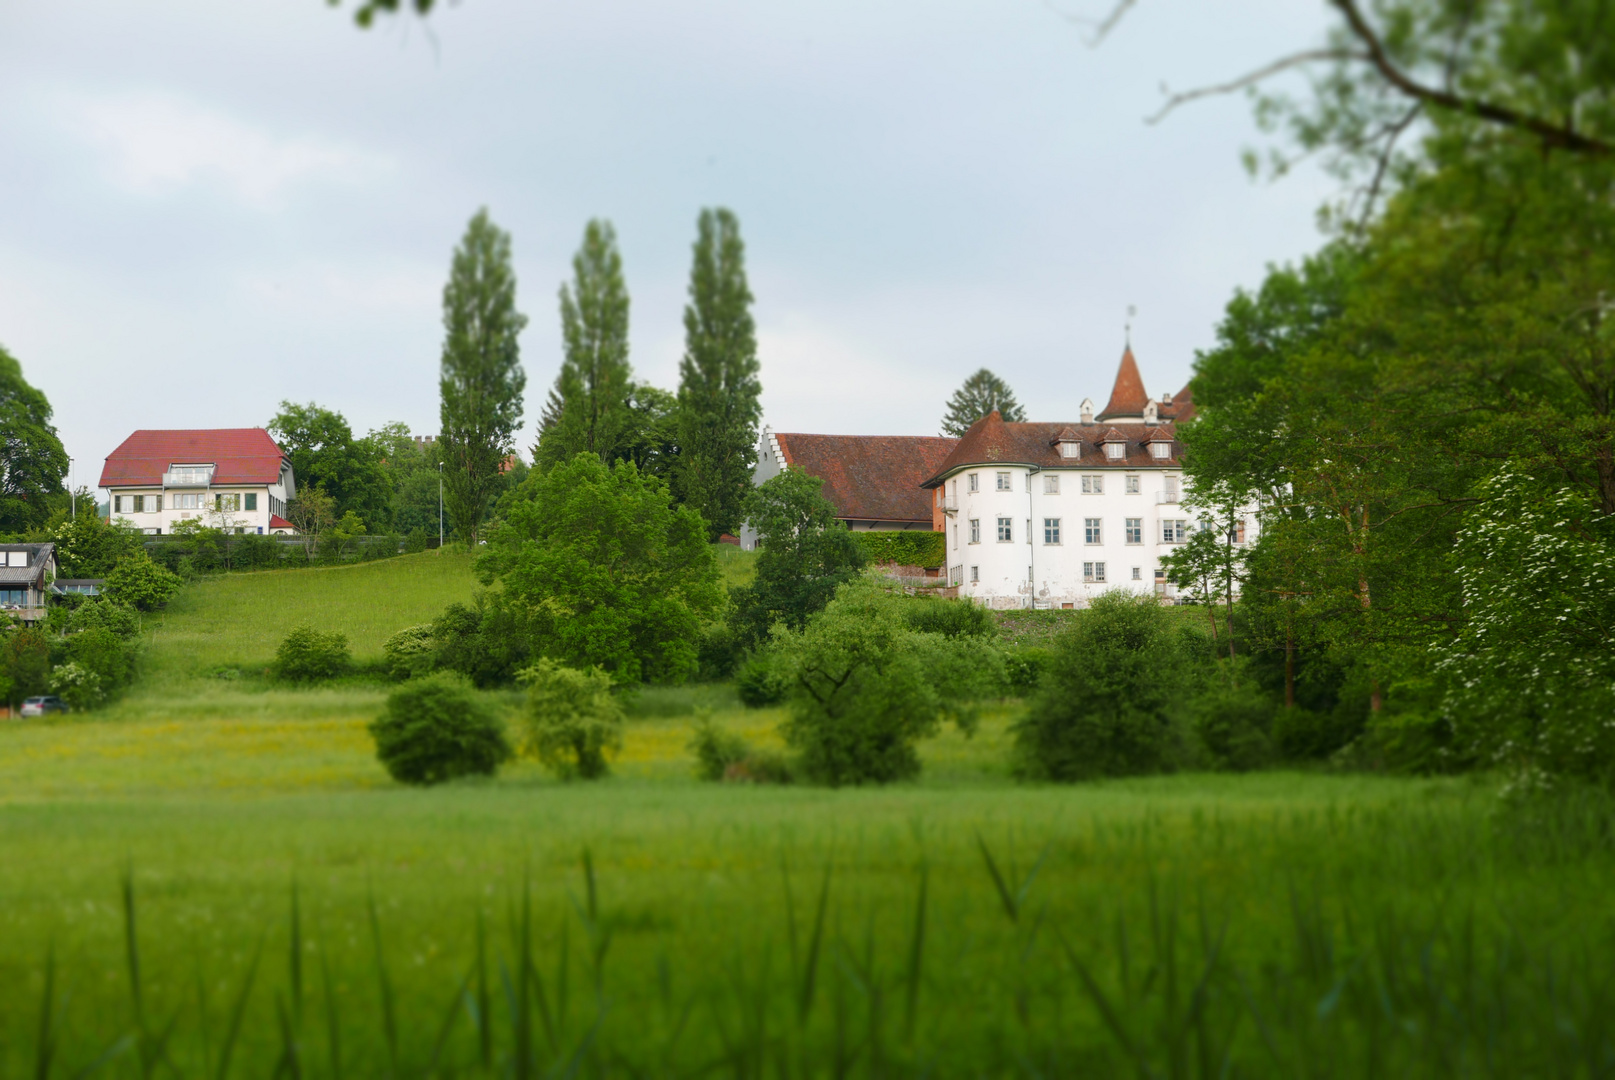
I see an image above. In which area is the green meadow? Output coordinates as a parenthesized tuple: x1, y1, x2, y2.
(3, 553, 1614, 1075)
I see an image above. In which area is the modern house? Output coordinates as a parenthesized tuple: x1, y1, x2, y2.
(739, 430, 958, 549)
(921, 347, 1249, 608)
(101, 429, 298, 536)
(0, 543, 59, 626)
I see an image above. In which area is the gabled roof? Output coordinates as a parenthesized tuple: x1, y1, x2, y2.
(1145, 426, 1174, 442)
(1051, 425, 1082, 444)
(269, 514, 296, 530)
(100, 429, 288, 488)
(921, 411, 1182, 487)
(775, 433, 957, 524)
(0, 543, 55, 585)
(1097, 347, 1150, 421)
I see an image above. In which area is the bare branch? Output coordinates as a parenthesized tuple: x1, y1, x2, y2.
(1146, 49, 1362, 126)
(1330, 0, 1611, 155)
(1355, 102, 1424, 226)
(1043, 0, 1138, 46)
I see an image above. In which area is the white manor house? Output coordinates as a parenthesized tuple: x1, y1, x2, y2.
(100, 428, 299, 536)
(752, 347, 1254, 609)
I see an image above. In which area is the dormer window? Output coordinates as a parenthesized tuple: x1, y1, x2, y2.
(1150, 442, 1171, 459)
(1105, 443, 1125, 460)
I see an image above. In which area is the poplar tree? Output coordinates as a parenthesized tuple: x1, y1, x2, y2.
(675, 208, 762, 539)
(537, 220, 634, 468)
(439, 209, 527, 546)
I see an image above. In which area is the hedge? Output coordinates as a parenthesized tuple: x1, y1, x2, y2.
(851, 530, 946, 568)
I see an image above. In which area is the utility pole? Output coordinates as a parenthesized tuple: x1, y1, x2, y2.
(69, 457, 76, 520)
(438, 461, 444, 550)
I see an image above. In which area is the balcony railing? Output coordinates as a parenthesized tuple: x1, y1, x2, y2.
(163, 468, 215, 487)
(1155, 490, 1180, 504)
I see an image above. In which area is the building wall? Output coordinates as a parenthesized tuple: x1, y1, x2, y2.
(940, 463, 1255, 609)
(109, 482, 291, 535)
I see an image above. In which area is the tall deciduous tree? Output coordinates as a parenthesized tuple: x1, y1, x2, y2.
(439, 209, 527, 545)
(0, 345, 69, 534)
(538, 220, 634, 468)
(268, 401, 392, 528)
(675, 208, 762, 539)
(940, 369, 1025, 437)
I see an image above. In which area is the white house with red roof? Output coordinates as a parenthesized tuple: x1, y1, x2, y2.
(920, 346, 1252, 609)
(100, 429, 299, 536)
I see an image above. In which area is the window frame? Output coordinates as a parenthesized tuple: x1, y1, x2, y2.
(969, 518, 980, 544)
(1043, 474, 1060, 494)
(1125, 475, 1141, 495)
(996, 517, 1013, 543)
(1125, 517, 1142, 545)
(1084, 517, 1102, 544)
(996, 471, 1011, 491)
(1080, 475, 1104, 495)
(1043, 517, 1061, 545)
(968, 473, 979, 493)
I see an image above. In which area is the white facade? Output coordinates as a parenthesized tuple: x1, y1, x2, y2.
(935, 462, 1233, 608)
(108, 464, 295, 536)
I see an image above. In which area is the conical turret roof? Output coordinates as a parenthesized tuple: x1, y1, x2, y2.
(1096, 346, 1150, 422)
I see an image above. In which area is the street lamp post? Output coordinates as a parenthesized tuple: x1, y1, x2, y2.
(69, 457, 76, 520)
(438, 461, 444, 550)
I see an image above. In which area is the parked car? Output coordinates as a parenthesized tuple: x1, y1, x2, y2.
(19, 696, 69, 718)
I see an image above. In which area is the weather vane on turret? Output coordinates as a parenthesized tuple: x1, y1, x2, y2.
(1126, 304, 1136, 348)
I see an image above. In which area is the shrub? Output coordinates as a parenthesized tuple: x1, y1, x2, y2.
(735, 653, 787, 708)
(697, 619, 745, 681)
(850, 531, 946, 569)
(382, 624, 437, 680)
(1192, 684, 1277, 772)
(67, 599, 140, 639)
(1012, 590, 1201, 781)
(0, 627, 52, 701)
(369, 673, 513, 785)
(404, 527, 431, 554)
(67, 627, 135, 696)
(724, 748, 792, 784)
(48, 661, 104, 710)
(432, 600, 531, 688)
(900, 596, 994, 639)
(102, 552, 183, 611)
(275, 625, 351, 682)
(518, 658, 624, 780)
(689, 716, 750, 781)
(1002, 647, 1052, 697)
(773, 581, 977, 786)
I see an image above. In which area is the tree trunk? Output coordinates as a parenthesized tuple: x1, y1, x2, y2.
(1285, 618, 1296, 709)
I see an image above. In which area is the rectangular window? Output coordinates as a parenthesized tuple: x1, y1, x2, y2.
(1060, 442, 1080, 459)
(215, 493, 241, 512)
(1125, 518, 1142, 544)
(997, 517, 1013, 542)
(1125, 475, 1140, 494)
(1166, 476, 1180, 499)
(953, 524, 959, 549)
(245, 493, 258, 511)
(1081, 475, 1104, 495)
(1043, 518, 1061, 544)
(1231, 519, 1246, 544)
(970, 565, 979, 584)
(1150, 441, 1171, 459)
(969, 518, 980, 544)
(1043, 474, 1060, 494)
(1162, 519, 1188, 543)
(174, 493, 202, 510)
(1085, 518, 1102, 544)
(996, 471, 1011, 491)
(1132, 567, 1142, 580)
(1083, 561, 1107, 583)
(1105, 443, 1125, 460)
(968, 473, 979, 493)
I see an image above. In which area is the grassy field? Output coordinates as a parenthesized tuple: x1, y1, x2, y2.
(3, 554, 1614, 1075)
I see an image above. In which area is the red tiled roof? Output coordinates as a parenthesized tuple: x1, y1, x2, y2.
(269, 514, 296, 530)
(100, 429, 287, 488)
(775, 433, 958, 524)
(921, 410, 1182, 487)
(1160, 384, 1196, 423)
(1097, 347, 1150, 421)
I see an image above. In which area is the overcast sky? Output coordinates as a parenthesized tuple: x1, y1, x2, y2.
(1, 0, 1339, 494)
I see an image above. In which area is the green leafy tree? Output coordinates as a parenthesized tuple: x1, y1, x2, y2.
(620, 383, 680, 484)
(285, 487, 337, 561)
(732, 468, 864, 647)
(1012, 590, 1202, 781)
(0, 345, 69, 534)
(477, 453, 724, 685)
(675, 208, 762, 539)
(47, 514, 144, 578)
(268, 402, 392, 527)
(102, 553, 183, 612)
(440, 208, 528, 546)
(370, 673, 513, 786)
(329, 510, 367, 559)
(537, 220, 635, 468)
(769, 580, 993, 786)
(517, 658, 624, 779)
(940, 368, 1025, 437)
(0, 627, 51, 706)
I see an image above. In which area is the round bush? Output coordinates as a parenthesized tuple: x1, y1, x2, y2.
(275, 625, 351, 681)
(382, 623, 437, 680)
(735, 654, 786, 708)
(518, 659, 624, 780)
(369, 674, 513, 785)
(1193, 686, 1277, 772)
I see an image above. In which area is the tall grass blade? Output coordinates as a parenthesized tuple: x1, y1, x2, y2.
(1060, 934, 1156, 1080)
(121, 868, 146, 1032)
(34, 944, 57, 1080)
(273, 991, 302, 1080)
(367, 891, 399, 1078)
(798, 864, 832, 1023)
(904, 863, 928, 1044)
(288, 882, 304, 1028)
(977, 834, 1018, 924)
(317, 943, 342, 1080)
(69, 1034, 135, 1080)
(214, 936, 264, 1080)
(474, 909, 491, 1072)
(427, 967, 474, 1076)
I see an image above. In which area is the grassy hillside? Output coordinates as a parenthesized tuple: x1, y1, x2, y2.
(139, 550, 479, 678)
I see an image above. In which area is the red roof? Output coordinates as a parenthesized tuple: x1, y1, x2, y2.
(775, 433, 957, 525)
(921, 410, 1183, 486)
(100, 429, 287, 488)
(269, 515, 295, 530)
(1097, 347, 1150, 421)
